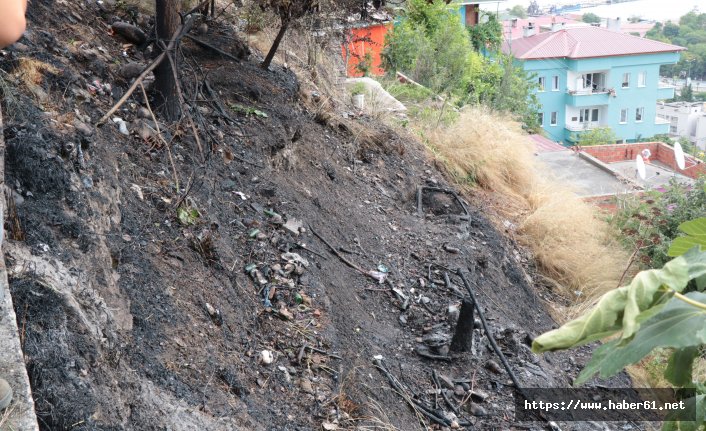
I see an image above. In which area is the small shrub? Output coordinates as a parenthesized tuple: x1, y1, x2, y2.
(349, 82, 366, 96)
(577, 127, 618, 146)
(612, 177, 706, 270)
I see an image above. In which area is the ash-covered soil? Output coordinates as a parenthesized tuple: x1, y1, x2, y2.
(1, 1, 631, 430)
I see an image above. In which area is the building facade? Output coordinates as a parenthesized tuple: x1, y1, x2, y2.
(455, 0, 507, 27)
(656, 101, 706, 150)
(504, 26, 684, 144)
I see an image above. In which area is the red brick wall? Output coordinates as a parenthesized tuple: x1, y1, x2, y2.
(583, 142, 706, 180)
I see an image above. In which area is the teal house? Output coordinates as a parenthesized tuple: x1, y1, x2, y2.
(503, 26, 685, 144)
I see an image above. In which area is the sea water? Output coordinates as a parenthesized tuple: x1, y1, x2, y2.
(486, 0, 702, 22)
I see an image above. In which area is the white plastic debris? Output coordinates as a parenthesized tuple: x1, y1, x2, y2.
(368, 270, 388, 284)
(259, 350, 274, 365)
(112, 117, 129, 135)
(281, 252, 309, 268)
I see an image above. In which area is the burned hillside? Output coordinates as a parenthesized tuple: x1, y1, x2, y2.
(0, 1, 627, 430)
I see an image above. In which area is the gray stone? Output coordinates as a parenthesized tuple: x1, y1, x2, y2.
(469, 403, 487, 416)
(118, 62, 144, 79)
(73, 119, 94, 137)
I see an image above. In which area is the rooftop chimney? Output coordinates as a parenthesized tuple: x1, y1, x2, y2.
(551, 22, 565, 32)
(523, 23, 536, 37)
(607, 17, 621, 32)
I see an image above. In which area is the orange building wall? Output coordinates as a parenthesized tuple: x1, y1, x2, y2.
(342, 23, 392, 77)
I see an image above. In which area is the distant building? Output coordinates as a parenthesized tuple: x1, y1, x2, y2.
(502, 15, 586, 40)
(343, 0, 506, 77)
(504, 26, 685, 144)
(620, 21, 656, 38)
(343, 21, 392, 77)
(453, 0, 507, 27)
(656, 102, 706, 150)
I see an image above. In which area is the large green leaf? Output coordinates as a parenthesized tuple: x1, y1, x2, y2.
(669, 237, 706, 257)
(532, 252, 705, 353)
(665, 347, 700, 387)
(678, 218, 706, 237)
(669, 218, 706, 257)
(574, 292, 706, 385)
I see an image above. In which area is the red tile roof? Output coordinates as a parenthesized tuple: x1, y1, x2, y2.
(504, 26, 684, 60)
(530, 134, 567, 152)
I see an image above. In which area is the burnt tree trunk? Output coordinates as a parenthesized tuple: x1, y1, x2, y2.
(155, 0, 181, 120)
(261, 18, 289, 70)
(450, 299, 475, 352)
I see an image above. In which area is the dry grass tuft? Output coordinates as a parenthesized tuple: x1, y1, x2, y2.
(428, 107, 535, 199)
(426, 106, 629, 308)
(15, 58, 58, 87)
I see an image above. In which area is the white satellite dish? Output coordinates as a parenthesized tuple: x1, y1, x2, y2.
(674, 142, 686, 170)
(636, 154, 646, 180)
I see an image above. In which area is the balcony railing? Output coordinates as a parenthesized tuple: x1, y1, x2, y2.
(565, 123, 602, 132)
(567, 88, 611, 96)
(566, 88, 614, 107)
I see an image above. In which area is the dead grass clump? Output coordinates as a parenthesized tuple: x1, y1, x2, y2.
(14, 57, 58, 87)
(427, 106, 629, 306)
(427, 107, 535, 199)
(520, 185, 628, 301)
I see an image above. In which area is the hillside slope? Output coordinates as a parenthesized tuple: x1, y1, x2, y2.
(1, 1, 625, 430)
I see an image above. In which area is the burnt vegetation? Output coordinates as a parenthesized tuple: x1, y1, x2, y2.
(0, 1, 631, 430)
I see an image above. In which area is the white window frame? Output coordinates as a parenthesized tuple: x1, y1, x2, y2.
(638, 71, 646, 87)
(635, 107, 644, 122)
(538, 112, 544, 125)
(550, 111, 558, 126)
(538, 76, 546, 92)
(620, 108, 628, 124)
(622, 72, 630, 88)
(552, 75, 559, 91)
(579, 108, 589, 123)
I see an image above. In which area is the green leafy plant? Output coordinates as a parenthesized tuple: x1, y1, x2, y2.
(381, 0, 538, 129)
(354, 51, 374, 77)
(467, 11, 503, 52)
(613, 179, 706, 270)
(670, 218, 706, 257)
(577, 127, 618, 146)
(533, 244, 706, 429)
(177, 205, 200, 226)
(229, 103, 268, 118)
(350, 82, 366, 96)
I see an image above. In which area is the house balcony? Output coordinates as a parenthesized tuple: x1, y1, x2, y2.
(566, 89, 612, 107)
(657, 83, 675, 100)
(564, 123, 605, 143)
(565, 121, 609, 132)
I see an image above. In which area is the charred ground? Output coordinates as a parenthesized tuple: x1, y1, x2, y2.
(1, 1, 627, 430)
